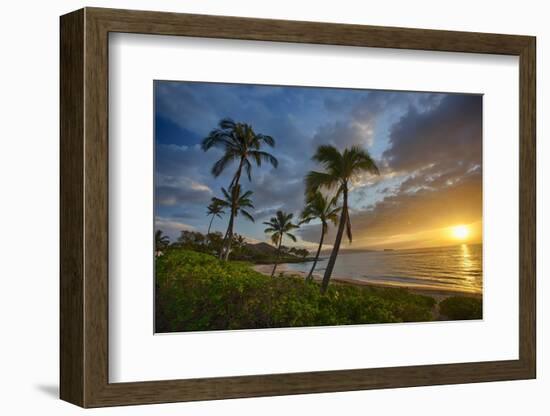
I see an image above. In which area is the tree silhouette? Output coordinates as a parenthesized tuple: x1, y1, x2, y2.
(300, 191, 340, 282)
(305, 145, 379, 293)
(212, 185, 255, 260)
(263, 211, 299, 277)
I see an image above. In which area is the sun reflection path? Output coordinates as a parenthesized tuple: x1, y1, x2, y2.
(461, 243, 473, 274)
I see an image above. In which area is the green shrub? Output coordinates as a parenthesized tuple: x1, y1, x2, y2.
(155, 249, 436, 332)
(439, 296, 482, 320)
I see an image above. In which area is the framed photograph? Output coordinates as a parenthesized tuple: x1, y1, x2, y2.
(60, 7, 536, 408)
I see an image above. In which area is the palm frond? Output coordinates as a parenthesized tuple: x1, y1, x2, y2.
(212, 153, 237, 177)
(345, 209, 352, 243)
(312, 145, 342, 169)
(285, 233, 297, 242)
(218, 117, 236, 130)
(271, 234, 280, 245)
(221, 187, 231, 201)
(327, 208, 341, 226)
(243, 158, 253, 181)
(305, 171, 339, 195)
(250, 150, 279, 169)
(347, 146, 380, 175)
(211, 197, 230, 208)
(240, 190, 254, 200)
(257, 133, 275, 147)
(240, 209, 255, 223)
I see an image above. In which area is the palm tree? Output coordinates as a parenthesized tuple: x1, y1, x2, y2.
(155, 230, 170, 252)
(263, 211, 299, 278)
(232, 234, 247, 255)
(212, 185, 255, 260)
(202, 119, 278, 260)
(305, 145, 379, 293)
(205, 199, 225, 235)
(201, 118, 278, 189)
(300, 191, 341, 282)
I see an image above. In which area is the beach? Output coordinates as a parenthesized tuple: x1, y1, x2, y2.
(254, 245, 482, 299)
(252, 263, 481, 303)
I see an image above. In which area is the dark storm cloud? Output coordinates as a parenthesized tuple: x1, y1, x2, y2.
(311, 90, 446, 155)
(382, 94, 482, 173)
(243, 156, 307, 219)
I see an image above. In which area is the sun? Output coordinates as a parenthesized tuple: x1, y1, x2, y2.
(451, 225, 470, 240)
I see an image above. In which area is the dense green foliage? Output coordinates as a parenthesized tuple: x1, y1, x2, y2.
(439, 296, 482, 320)
(173, 230, 311, 264)
(155, 249, 436, 332)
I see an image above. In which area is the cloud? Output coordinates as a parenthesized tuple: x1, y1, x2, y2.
(156, 175, 213, 206)
(299, 170, 482, 248)
(155, 114, 201, 146)
(243, 155, 310, 220)
(154, 82, 482, 248)
(155, 217, 195, 241)
(312, 120, 375, 149)
(299, 94, 483, 248)
(383, 94, 482, 173)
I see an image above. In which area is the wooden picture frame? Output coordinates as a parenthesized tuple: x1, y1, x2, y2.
(60, 7, 536, 408)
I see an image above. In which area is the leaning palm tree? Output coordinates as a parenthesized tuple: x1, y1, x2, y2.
(201, 118, 278, 189)
(155, 230, 170, 252)
(263, 211, 299, 278)
(300, 191, 341, 282)
(305, 145, 379, 293)
(205, 199, 225, 235)
(212, 185, 255, 260)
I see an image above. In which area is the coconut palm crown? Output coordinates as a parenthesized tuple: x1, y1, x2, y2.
(155, 229, 170, 252)
(212, 185, 255, 260)
(300, 191, 341, 282)
(305, 145, 379, 293)
(201, 118, 278, 188)
(263, 210, 299, 278)
(205, 199, 225, 235)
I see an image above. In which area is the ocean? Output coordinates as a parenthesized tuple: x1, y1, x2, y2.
(282, 244, 482, 294)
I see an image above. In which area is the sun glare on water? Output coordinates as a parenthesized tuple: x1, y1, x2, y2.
(451, 225, 470, 240)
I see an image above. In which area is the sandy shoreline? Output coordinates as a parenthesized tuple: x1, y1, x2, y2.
(252, 264, 481, 302)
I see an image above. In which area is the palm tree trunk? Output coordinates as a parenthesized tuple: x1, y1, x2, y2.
(270, 237, 282, 277)
(223, 207, 237, 261)
(229, 157, 245, 188)
(220, 212, 234, 260)
(321, 187, 347, 294)
(207, 215, 214, 236)
(306, 229, 325, 282)
(220, 157, 245, 260)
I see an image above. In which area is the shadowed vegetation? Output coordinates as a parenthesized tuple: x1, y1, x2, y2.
(155, 230, 170, 252)
(155, 250, 436, 332)
(439, 296, 482, 320)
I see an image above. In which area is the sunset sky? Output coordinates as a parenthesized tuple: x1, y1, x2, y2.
(154, 81, 482, 250)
